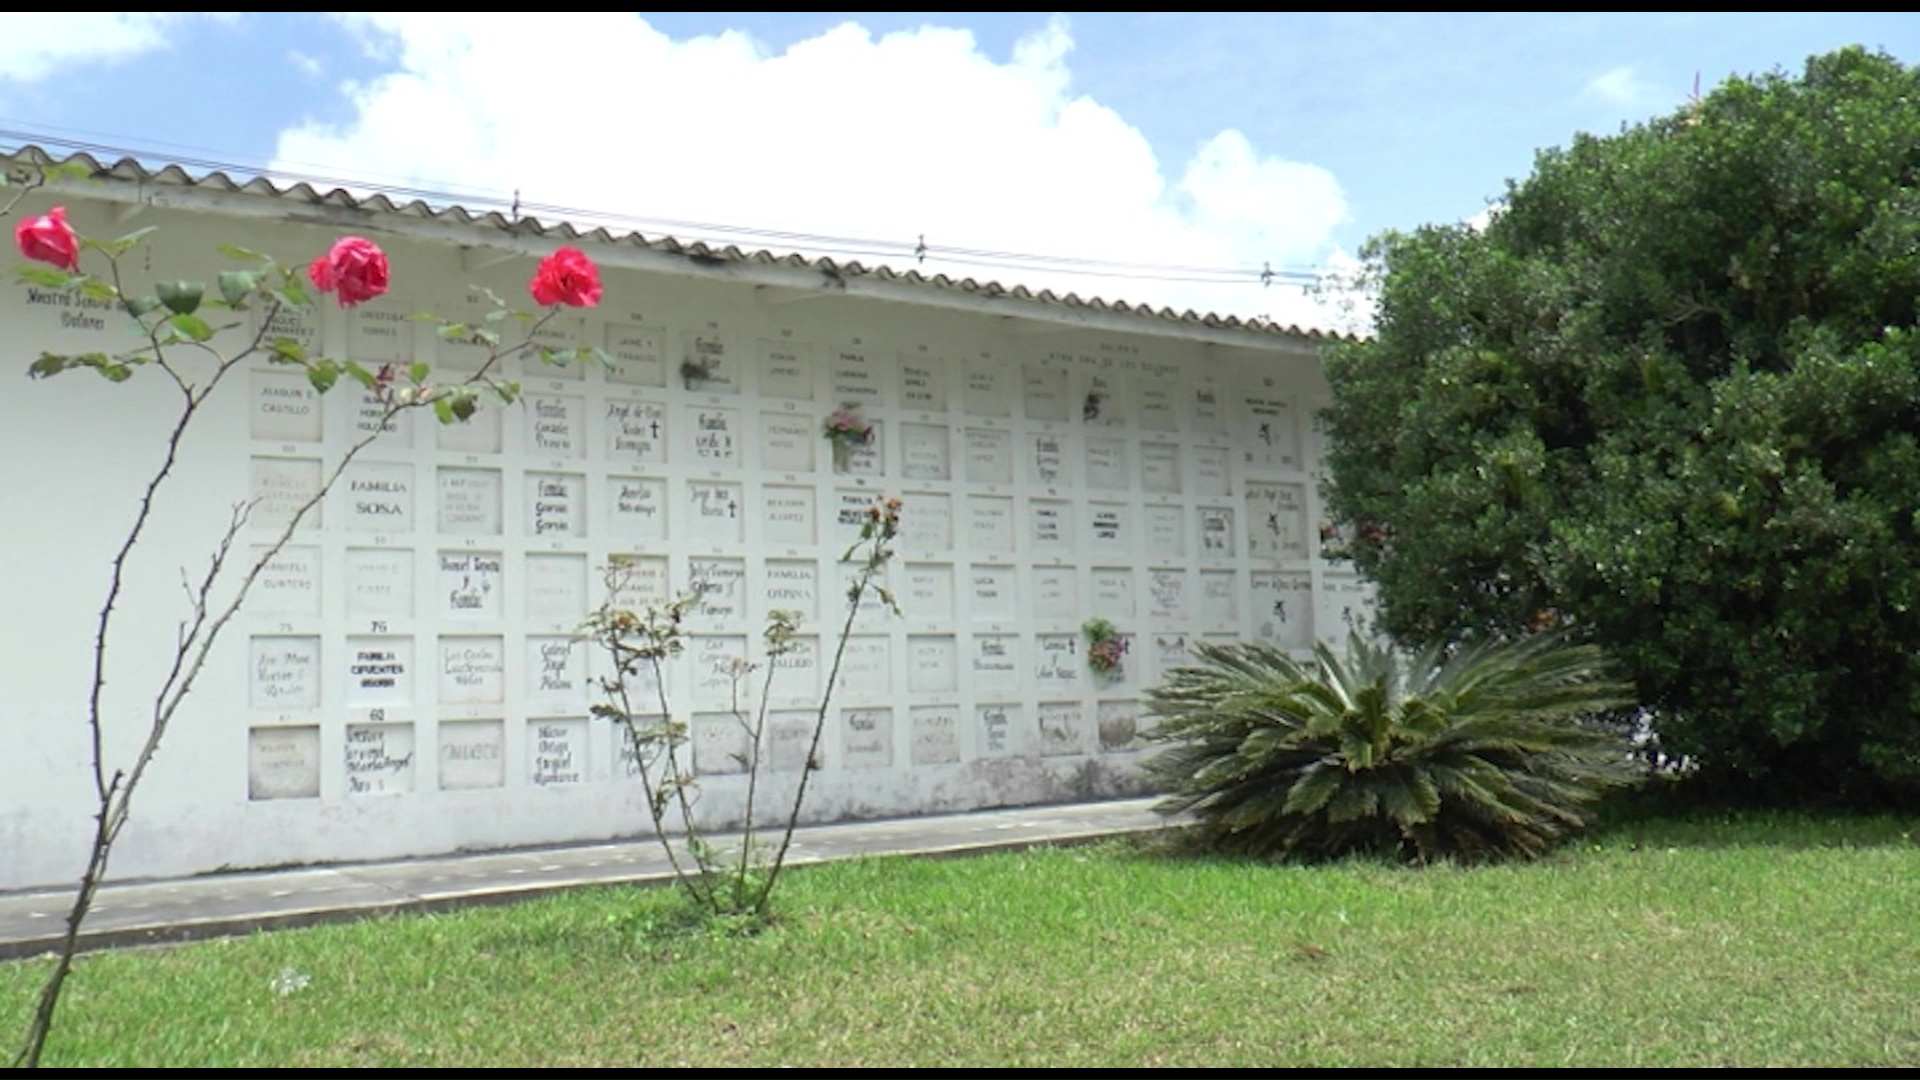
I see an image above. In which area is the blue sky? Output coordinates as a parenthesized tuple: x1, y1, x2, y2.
(3, 13, 1917, 328)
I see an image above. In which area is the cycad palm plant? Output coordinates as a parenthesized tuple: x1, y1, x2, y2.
(1145, 633, 1641, 862)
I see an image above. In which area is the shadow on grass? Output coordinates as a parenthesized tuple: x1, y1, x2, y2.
(1591, 786, 1919, 851)
(1112, 796, 1918, 870)
(1108, 821, 1421, 873)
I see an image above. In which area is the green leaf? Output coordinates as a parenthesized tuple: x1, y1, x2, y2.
(270, 281, 312, 309)
(436, 322, 472, 341)
(99, 363, 133, 383)
(217, 270, 261, 306)
(122, 295, 163, 319)
(407, 360, 430, 384)
(433, 397, 456, 425)
(16, 266, 77, 289)
(46, 161, 94, 182)
(167, 312, 215, 342)
(104, 226, 158, 255)
(27, 353, 77, 379)
(483, 307, 510, 325)
(77, 278, 118, 304)
(449, 392, 478, 422)
(156, 280, 204, 316)
(471, 327, 500, 348)
(343, 360, 378, 390)
(269, 337, 307, 365)
(218, 244, 269, 262)
(307, 360, 341, 394)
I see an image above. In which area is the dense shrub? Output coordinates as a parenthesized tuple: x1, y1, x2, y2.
(1323, 48, 1920, 805)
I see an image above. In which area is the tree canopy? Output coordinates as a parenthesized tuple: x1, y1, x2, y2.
(1323, 47, 1920, 806)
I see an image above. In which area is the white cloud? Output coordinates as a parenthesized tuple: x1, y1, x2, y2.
(286, 49, 324, 79)
(1582, 65, 1659, 109)
(273, 13, 1349, 326)
(0, 13, 207, 82)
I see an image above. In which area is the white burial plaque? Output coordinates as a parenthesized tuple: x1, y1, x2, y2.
(251, 457, 322, 531)
(524, 394, 584, 459)
(251, 545, 320, 618)
(343, 462, 413, 533)
(907, 635, 958, 694)
(250, 369, 321, 442)
(605, 322, 667, 386)
(970, 635, 1019, 692)
(344, 723, 415, 795)
(345, 635, 414, 707)
(964, 363, 1011, 418)
(902, 492, 953, 551)
(1145, 504, 1185, 559)
(691, 407, 740, 468)
(346, 547, 414, 619)
(900, 357, 948, 412)
(969, 564, 1016, 622)
(440, 636, 505, 705)
(439, 719, 505, 790)
(977, 703, 1021, 757)
(250, 636, 319, 711)
(529, 717, 587, 786)
(437, 468, 501, 535)
(759, 339, 815, 400)
(526, 472, 585, 539)
(763, 485, 816, 545)
(1033, 567, 1077, 619)
(1038, 702, 1084, 757)
(967, 495, 1014, 552)
(687, 481, 744, 543)
(910, 706, 961, 766)
(605, 399, 667, 465)
(525, 553, 587, 621)
(248, 726, 320, 800)
(964, 427, 1012, 485)
(760, 411, 815, 472)
(842, 707, 894, 769)
(608, 476, 666, 542)
(900, 423, 951, 481)
(527, 636, 586, 708)
(762, 559, 819, 619)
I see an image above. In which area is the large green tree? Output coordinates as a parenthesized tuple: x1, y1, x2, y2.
(1323, 47, 1920, 806)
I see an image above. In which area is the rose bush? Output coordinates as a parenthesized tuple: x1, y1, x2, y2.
(306, 235, 389, 308)
(529, 245, 602, 307)
(14, 205, 79, 272)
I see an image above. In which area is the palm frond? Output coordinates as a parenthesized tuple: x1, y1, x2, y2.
(1145, 632, 1644, 863)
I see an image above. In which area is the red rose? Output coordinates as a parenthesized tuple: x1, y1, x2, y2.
(529, 246, 601, 308)
(306, 236, 389, 308)
(15, 205, 80, 272)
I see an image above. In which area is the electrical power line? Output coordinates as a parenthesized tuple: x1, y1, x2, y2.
(1, 124, 1335, 292)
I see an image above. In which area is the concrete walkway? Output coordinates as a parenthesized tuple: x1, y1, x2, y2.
(0, 797, 1173, 960)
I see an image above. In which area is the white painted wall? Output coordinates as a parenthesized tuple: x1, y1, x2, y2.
(0, 185, 1369, 890)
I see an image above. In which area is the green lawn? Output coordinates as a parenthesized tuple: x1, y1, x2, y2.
(4, 813, 1916, 1067)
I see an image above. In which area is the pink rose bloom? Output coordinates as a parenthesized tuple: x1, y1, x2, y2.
(529, 246, 602, 307)
(307, 236, 389, 308)
(15, 205, 80, 272)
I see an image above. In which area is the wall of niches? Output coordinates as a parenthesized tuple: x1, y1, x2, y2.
(0, 197, 1373, 886)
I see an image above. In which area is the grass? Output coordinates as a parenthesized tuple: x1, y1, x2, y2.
(3, 812, 1916, 1067)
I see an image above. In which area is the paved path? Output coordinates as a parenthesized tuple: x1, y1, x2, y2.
(0, 797, 1172, 960)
